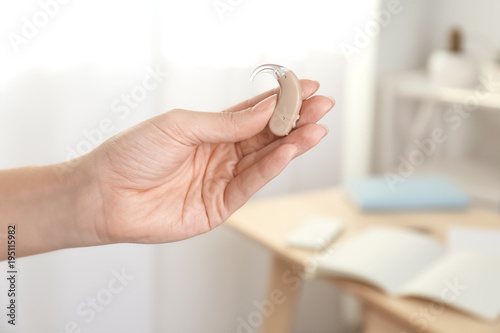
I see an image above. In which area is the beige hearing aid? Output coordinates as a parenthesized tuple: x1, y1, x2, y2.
(250, 64, 302, 136)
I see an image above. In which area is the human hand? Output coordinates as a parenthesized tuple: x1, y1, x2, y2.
(80, 80, 334, 245)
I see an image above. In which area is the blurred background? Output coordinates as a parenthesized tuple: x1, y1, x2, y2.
(0, 0, 499, 332)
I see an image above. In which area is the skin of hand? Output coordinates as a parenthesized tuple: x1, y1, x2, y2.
(0, 80, 334, 258)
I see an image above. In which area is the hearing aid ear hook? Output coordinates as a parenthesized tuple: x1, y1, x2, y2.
(250, 64, 303, 136)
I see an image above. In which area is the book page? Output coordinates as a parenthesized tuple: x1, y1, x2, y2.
(399, 251, 500, 320)
(317, 227, 444, 293)
(447, 226, 500, 256)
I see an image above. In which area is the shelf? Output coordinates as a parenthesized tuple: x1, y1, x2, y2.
(391, 71, 500, 110)
(380, 70, 500, 212)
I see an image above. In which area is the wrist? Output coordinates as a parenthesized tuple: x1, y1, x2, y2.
(61, 153, 109, 249)
(0, 154, 107, 259)
(21, 155, 108, 256)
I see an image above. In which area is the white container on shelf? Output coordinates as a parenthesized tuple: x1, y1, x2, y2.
(427, 28, 477, 88)
(428, 50, 477, 88)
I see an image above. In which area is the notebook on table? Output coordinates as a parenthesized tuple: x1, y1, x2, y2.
(317, 227, 500, 321)
(344, 177, 469, 211)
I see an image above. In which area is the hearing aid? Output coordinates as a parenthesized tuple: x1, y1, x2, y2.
(250, 64, 302, 136)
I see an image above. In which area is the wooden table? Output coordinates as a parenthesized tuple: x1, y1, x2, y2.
(226, 188, 500, 333)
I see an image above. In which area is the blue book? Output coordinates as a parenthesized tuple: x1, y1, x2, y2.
(344, 177, 469, 211)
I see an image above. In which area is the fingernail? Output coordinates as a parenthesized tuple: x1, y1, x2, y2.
(319, 124, 329, 135)
(303, 80, 320, 99)
(252, 94, 277, 112)
(327, 96, 336, 108)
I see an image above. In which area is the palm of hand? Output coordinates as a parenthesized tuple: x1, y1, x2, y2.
(99, 133, 241, 243)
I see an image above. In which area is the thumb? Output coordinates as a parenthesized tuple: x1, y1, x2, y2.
(166, 94, 277, 144)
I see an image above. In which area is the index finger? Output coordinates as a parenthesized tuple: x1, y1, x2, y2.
(223, 79, 320, 113)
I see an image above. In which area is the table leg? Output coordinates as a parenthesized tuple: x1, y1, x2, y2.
(259, 255, 302, 333)
(363, 305, 416, 333)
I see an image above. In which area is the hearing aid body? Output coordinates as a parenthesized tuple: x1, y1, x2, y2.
(250, 64, 302, 136)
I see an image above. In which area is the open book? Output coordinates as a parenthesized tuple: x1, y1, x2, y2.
(317, 227, 500, 321)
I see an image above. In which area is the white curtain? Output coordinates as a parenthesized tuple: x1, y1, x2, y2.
(0, 0, 373, 332)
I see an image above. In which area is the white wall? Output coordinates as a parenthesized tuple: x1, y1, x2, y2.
(375, 0, 500, 77)
(428, 0, 500, 61)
